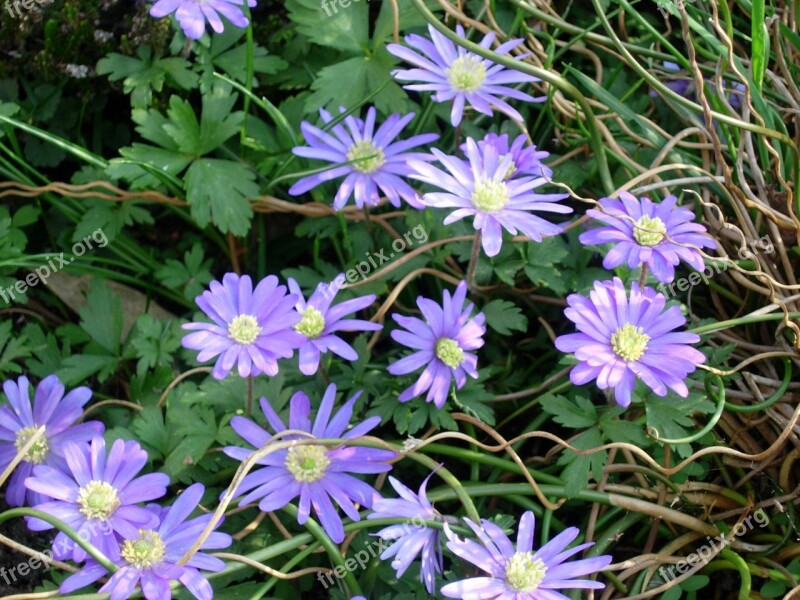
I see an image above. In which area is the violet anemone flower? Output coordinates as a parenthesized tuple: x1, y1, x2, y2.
(387, 280, 485, 409)
(150, 0, 256, 40)
(579, 191, 717, 283)
(554, 277, 706, 407)
(409, 137, 570, 257)
(25, 437, 169, 562)
(181, 273, 304, 379)
(442, 511, 612, 599)
(0, 374, 104, 507)
(59, 483, 232, 600)
(287, 278, 382, 376)
(368, 471, 443, 593)
(387, 24, 542, 126)
(289, 106, 438, 210)
(462, 133, 552, 180)
(223, 384, 395, 543)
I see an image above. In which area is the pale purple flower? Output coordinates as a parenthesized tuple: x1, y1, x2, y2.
(287, 278, 382, 376)
(181, 273, 304, 379)
(368, 471, 443, 593)
(387, 281, 485, 409)
(60, 483, 232, 600)
(0, 375, 104, 507)
(25, 437, 169, 563)
(150, 0, 256, 40)
(579, 191, 717, 283)
(409, 137, 570, 257)
(554, 277, 706, 408)
(387, 24, 542, 126)
(462, 133, 552, 179)
(442, 511, 612, 599)
(223, 384, 395, 543)
(289, 106, 438, 210)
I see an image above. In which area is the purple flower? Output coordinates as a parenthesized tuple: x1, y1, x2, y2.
(367, 471, 443, 594)
(0, 375, 104, 507)
(288, 106, 438, 210)
(653, 61, 746, 109)
(441, 511, 612, 599)
(461, 133, 552, 180)
(554, 277, 706, 407)
(24, 437, 169, 562)
(579, 191, 717, 283)
(387, 281, 485, 409)
(149, 0, 255, 40)
(387, 24, 542, 126)
(223, 384, 395, 543)
(181, 273, 304, 379)
(287, 278, 382, 376)
(60, 483, 232, 600)
(409, 137, 570, 257)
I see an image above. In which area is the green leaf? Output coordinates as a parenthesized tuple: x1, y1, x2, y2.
(0, 321, 31, 376)
(57, 354, 119, 385)
(132, 407, 170, 459)
(558, 427, 606, 497)
(127, 315, 181, 377)
(540, 394, 596, 428)
(645, 391, 715, 458)
(154, 243, 214, 301)
(79, 280, 124, 355)
(184, 158, 257, 235)
(287, 0, 369, 52)
(482, 299, 528, 335)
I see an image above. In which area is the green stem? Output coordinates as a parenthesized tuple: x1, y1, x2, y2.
(691, 312, 800, 335)
(239, 2, 255, 147)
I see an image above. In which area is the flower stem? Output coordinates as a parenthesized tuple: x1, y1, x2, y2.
(466, 231, 482, 289)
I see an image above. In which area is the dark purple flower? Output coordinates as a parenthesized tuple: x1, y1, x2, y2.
(289, 106, 438, 210)
(441, 511, 612, 599)
(25, 437, 169, 562)
(579, 191, 717, 283)
(223, 384, 395, 543)
(367, 471, 443, 593)
(150, 0, 255, 40)
(554, 277, 706, 407)
(59, 483, 232, 600)
(387, 281, 485, 409)
(409, 137, 571, 257)
(387, 24, 542, 126)
(182, 273, 304, 379)
(0, 375, 104, 507)
(461, 133, 552, 180)
(287, 278, 382, 376)
(652, 61, 746, 109)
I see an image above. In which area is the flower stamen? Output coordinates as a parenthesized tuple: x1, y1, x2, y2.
(435, 338, 464, 368)
(633, 215, 667, 247)
(347, 140, 385, 174)
(471, 179, 510, 212)
(121, 529, 166, 569)
(505, 552, 547, 592)
(228, 315, 262, 345)
(14, 426, 48, 464)
(446, 54, 487, 92)
(285, 445, 330, 483)
(611, 323, 650, 362)
(77, 481, 121, 521)
(294, 307, 326, 339)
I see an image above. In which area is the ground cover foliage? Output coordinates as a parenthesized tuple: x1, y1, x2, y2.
(0, 0, 800, 598)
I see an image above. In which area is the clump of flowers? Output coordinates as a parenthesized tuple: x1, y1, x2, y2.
(181, 273, 304, 379)
(409, 138, 571, 257)
(387, 24, 542, 126)
(289, 106, 439, 209)
(223, 384, 396, 543)
(287, 277, 382, 376)
(463, 133, 553, 180)
(149, 0, 256, 40)
(442, 511, 612, 598)
(0, 374, 104, 507)
(554, 277, 706, 407)
(387, 280, 485, 408)
(580, 191, 717, 282)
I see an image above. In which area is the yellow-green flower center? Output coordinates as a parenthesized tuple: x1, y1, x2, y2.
(610, 323, 650, 362)
(294, 306, 326, 339)
(346, 140, 385, 174)
(14, 426, 48, 464)
(435, 338, 464, 368)
(228, 314, 262, 345)
(77, 480, 121, 521)
(285, 445, 330, 483)
(471, 179, 510, 212)
(121, 529, 166, 569)
(446, 54, 487, 92)
(633, 215, 667, 247)
(505, 552, 547, 592)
